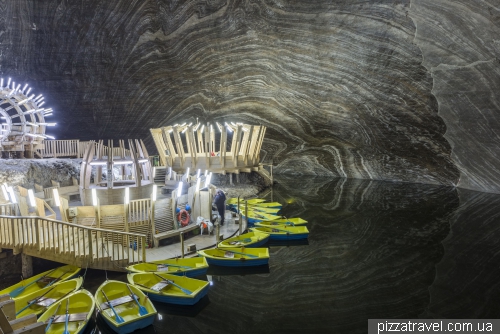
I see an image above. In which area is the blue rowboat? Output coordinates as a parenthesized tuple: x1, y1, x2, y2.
(197, 247, 270, 267)
(0, 264, 81, 300)
(127, 272, 209, 306)
(125, 257, 208, 278)
(38, 289, 95, 334)
(258, 217, 308, 226)
(218, 231, 269, 248)
(95, 280, 157, 334)
(250, 225, 309, 240)
(15, 277, 83, 318)
(241, 211, 280, 226)
(251, 202, 283, 209)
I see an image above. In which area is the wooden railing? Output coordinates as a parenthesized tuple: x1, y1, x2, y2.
(0, 215, 146, 271)
(36, 140, 132, 159)
(79, 141, 131, 158)
(38, 140, 80, 158)
(0, 204, 16, 216)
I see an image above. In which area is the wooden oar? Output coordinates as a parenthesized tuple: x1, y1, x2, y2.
(226, 238, 252, 245)
(126, 284, 147, 316)
(101, 290, 124, 324)
(10, 268, 57, 297)
(222, 250, 258, 258)
(260, 226, 292, 234)
(44, 270, 69, 288)
(281, 216, 295, 226)
(16, 285, 56, 316)
(45, 301, 62, 332)
(153, 273, 192, 295)
(62, 299, 70, 334)
(157, 263, 192, 269)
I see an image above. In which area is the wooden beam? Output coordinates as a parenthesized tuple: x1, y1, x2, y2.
(162, 127, 176, 167)
(220, 127, 227, 168)
(0, 299, 15, 321)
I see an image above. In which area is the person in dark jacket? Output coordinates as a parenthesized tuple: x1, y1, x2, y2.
(213, 189, 226, 226)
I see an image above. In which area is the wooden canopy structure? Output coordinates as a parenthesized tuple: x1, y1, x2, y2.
(79, 139, 153, 205)
(0, 77, 55, 158)
(150, 122, 266, 174)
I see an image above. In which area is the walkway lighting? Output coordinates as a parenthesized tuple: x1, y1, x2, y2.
(28, 189, 36, 207)
(53, 188, 61, 206)
(177, 182, 183, 197)
(92, 189, 97, 206)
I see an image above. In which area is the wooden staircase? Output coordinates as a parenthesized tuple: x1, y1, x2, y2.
(153, 166, 166, 185)
(0, 216, 147, 272)
(154, 198, 175, 234)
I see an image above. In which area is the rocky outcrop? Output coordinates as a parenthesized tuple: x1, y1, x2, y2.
(0, 159, 80, 189)
(1, 0, 498, 192)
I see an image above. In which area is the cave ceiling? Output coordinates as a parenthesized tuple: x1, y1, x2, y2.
(1, 0, 499, 192)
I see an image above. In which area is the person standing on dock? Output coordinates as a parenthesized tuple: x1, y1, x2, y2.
(214, 189, 226, 226)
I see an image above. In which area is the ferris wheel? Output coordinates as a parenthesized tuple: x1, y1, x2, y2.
(0, 78, 55, 157)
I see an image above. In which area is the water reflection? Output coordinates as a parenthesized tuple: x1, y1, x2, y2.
(5, 176, 500, 333)
(207, 264, 270, 276)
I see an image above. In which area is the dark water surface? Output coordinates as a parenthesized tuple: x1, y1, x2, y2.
(8, 176, 500, 333)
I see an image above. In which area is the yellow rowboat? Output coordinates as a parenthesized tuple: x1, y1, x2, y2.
(127, 272, 209, 306)
(237, 205, 281, 214)
(257, 217, 308, 226)
(15, 277, 83, 318)
(0, 265, 81, 299)
(38, 289, 95, 334)
(227, 198, 266, 205)
(251, 202, 283, 209)
(251, 225, 310, 240)
(126, 257, 208, 278)
(95, 280, 157, 334)
(197, 247, 270, 267)
(241, 211, 280, 225)
(218, 231, 269, 248)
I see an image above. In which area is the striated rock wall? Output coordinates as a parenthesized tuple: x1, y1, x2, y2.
(1, 0, 498, 192)
(410, 0, 500, 193)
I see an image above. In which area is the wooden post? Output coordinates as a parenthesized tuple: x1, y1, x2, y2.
(87, 229, 93, 263)
(180, 232, 184, 258)
(244, 200, 248, 233)
(124, 201, 129, 233)
(150, 193, 156, 248)
(21, 253, 33, 279)
(216, 217, 220, 244)
(142, 236, 146, 263)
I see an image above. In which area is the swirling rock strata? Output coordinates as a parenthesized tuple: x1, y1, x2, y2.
(410, 0, 500, 192)
(6, 0, 500, 191)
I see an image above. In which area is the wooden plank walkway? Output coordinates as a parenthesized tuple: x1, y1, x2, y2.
(0, 216, 147, 272)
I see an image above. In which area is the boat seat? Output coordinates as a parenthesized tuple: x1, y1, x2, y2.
(150, 281, 169, 292)
(37, 277, 60, 286)
(27, 296, 57, 307)
(52, 313, 88, 323)
(100, 294, 138, 310)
